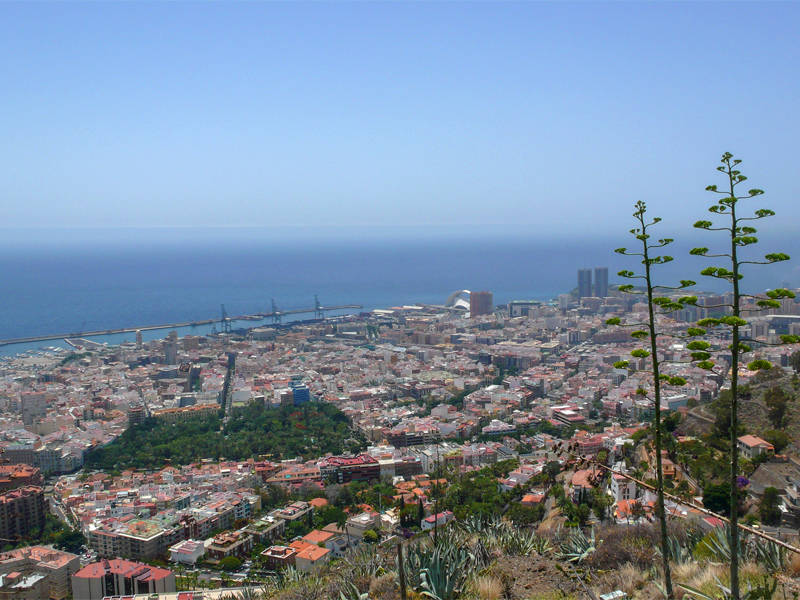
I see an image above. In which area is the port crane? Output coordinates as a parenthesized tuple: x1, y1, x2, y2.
(210, 304, 235, 335)
(315, 295, 324, 319)
(271, 299, 281, 324)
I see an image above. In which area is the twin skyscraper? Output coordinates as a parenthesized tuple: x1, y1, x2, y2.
(578, 267, 608, 299)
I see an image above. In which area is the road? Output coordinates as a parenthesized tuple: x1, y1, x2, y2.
(48, 495, 72, 527)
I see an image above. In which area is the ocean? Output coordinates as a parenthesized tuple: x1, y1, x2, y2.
(2, 227, 798, 356)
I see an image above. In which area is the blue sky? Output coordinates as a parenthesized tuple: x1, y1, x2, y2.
(2, 2, 799, 237)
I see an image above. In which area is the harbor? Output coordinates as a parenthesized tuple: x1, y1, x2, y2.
(0, 304, 364, 358)
(0, 304, 363, 348)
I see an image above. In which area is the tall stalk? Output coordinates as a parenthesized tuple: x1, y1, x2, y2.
(690, 152, 793, 600)
(608, 201, 696, 599)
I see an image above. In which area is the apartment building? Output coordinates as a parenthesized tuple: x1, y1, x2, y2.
(0, 546, 80, 600)
(318, 454, 381, 484)
(0, 487, 46, 543)
(0, 465, 43, 492)
(261, 545, 297, 569)
(71, 559, 175, 600)
(206, 531, 253, 561)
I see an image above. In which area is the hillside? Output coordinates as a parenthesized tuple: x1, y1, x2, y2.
(681, 369, 800, 453)
(85, 402, 363, 472)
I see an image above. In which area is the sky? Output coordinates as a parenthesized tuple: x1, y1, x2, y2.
(1, 2, 799, 238)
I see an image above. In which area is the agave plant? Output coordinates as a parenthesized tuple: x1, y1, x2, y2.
(656, 535, 695, 565)
(419, 545, 472, 600)
(399, 539, 436, 589)
(400, 532, 475, 598)
(527, 532, 553, 555)
(339, 580, 370, 600)
(344, 544, 386, 579)
(472, 536, 495, 568)
(680, 575, 779, 600)
(434, 526, 470, 551)
(696, 525, 742, 563)
(237, 585, 268, 600)
(459, 513, 488, 534)
(695, 525, 787, 573)
(750, 537, 786, 573)
(495, 526, 551, 556)
(557, 526, 596, 564)
(263, 565, 306, 592)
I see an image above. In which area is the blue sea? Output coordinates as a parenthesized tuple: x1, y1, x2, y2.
(2, 227, 798, 357)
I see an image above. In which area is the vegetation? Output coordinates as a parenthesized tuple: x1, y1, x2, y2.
(219, 556, 242, 572)
(5, 514, 87, 554)
(703, 482, 731, 518)
(790, 350, 800, 373)
(86, 402, 363, 470)
(690, 152, 795, 599)
(764, 386, 793, 429)
(58, 351, 91, 365)
(438, 459, 523, 520)
(608, 201, 697, 599)
(759, 487, 782, 527)
(218, 517, 800, 600)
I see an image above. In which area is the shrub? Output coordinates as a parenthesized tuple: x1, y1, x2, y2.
(219, 556, 242, 572)
(363, 529, 378, 543)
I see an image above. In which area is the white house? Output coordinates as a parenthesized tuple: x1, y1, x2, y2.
(737, 435, 775, 460)
(295, 546, 330, 572)
(345, 512, 380, 540)
(421, 511, 455, 531)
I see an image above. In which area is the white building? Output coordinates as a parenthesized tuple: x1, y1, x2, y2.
(421, 510, 455, 531)
(608, 473, 637, 502)
(737, 435, 775, 460)
(481, 419, 516, 436)
(295, 546, 330, 572)
(169, 539, 205, 565)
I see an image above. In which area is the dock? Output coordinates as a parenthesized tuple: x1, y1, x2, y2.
(0, 320, 216, 347)
(255, 304, 363, 318)
(0, 304, 363, 347)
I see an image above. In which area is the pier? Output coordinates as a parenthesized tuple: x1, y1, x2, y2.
(0, 303, 363, 347)
(0, 320, 216, 347)
(255, 304, 363, 319)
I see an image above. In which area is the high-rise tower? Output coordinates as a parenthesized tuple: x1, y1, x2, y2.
(594, 267, 609, 298)
(165, 330, 178, 365)
(470, 291, 494, 317)
(578, 269, 592, 299)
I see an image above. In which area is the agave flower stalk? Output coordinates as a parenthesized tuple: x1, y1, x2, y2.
(689, 152, 794, 599)
(606, 201, 698, 599)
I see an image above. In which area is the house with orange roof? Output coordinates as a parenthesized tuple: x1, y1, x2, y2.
(614, 499, 652, 524)
(295, 545, 330, 572)
(302, 528, 350, 557)
(308, 497, 328, 509)
(570, 467, 600, 501)
(521, 493, 545, 507)
(302, 529, 335, 546)
(737, 435, 775, 460)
